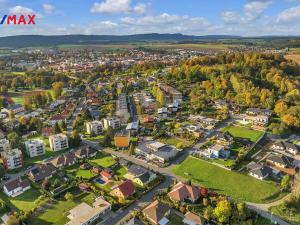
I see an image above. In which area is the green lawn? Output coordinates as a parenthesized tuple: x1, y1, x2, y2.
(89, 153, 116, 168)
(0, 187, 43, 212)
(172, 156, 281, 203)
(269, 201, 300, 225)
(84, 135, 105, 142)
(222, 126, 264, 142)
(159, 136, 193, 148)
(114, 166, 128, 178)
(66, 165, 97, 180)
(29, 193, 95, 225)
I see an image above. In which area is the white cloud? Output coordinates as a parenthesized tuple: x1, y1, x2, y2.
(277, 5, 300, 23)
(9, 5, 43, 18)
(222, 0, 272, 24)
(134, 3, 147, 14)
(91, 0, 131, 14)
(43, 3, 55, 14)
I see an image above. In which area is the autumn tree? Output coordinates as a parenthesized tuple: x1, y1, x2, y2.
(52, 81, 64, 99)
(213, 199, 232, 224)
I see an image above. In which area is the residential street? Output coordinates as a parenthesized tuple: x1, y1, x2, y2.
(83, 134, 292, 225)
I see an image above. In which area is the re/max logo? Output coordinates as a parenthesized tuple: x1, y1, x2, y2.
(0, 15, 36, 25)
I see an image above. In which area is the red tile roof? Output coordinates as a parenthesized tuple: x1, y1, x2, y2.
(116, 180, 136, 197)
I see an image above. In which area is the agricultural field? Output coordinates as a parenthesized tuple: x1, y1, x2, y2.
(222, 126, 264, 142)
(142, 43, 231, 51)
(172, 156, 281, 203)
(285, 54, 300, 65)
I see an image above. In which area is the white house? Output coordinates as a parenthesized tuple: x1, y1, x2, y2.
(3, 178, 31, 197)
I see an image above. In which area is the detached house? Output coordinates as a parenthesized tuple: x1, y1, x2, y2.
(142, 200, 170, 225)
(110, 180, 136, 199)
(207, 144, 230, 159)
(271, 141, 299, 155)
(74, 146, 97, 159)
(168, 182, 200, 203)
(124, 165, 157, 187)
(266, 154, 298, 175)
(3, 177, 30, 197)
(50, 152, 77, 168)
(28, 163, 56, 182)
(49, 114, 66, 126)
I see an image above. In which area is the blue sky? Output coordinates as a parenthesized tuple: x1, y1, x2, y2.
(0, 0, 300, 36)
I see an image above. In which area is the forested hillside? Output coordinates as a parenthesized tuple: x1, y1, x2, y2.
(164, 53, 300, 132)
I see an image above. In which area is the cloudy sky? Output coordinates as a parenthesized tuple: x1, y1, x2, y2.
(0, 0, 300, 36)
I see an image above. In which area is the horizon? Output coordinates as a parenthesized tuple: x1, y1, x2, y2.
(0, 0, 299, 37)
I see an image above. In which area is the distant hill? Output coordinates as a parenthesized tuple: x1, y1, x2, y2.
(0, 33, 241, 48)
(0, 33, 299, 48)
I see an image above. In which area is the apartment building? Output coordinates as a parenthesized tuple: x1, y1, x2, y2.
(2, 149, 24, 170)
(103, 117, 121, 130)
(86, 120, 103, 135)
(0, 139, 11, 153)
(116, 93, 130, 123)
(25, 139, 45, 158)
(49, 134, 69, 151)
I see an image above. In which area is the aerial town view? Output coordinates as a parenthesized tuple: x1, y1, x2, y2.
(0, 0, 300, 225)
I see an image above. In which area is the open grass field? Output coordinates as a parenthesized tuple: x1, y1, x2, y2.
(0, 187, 42, 212)
(143, 43, 230, 51)
(269, 201, 300, 225)
(6, 89, 51, 105)
(29, 193, 95, 225)
(222, 126, 264, 142)
(172, 156, 281, 203)
(285, 54, 300, 65)
(89, 153, 116, 168)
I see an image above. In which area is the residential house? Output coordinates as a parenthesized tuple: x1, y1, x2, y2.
(66, 197, 111, 225)
(110, 179, 136, 199)
(103, 117, 121, 130)
(123, 217, 144, 225)
(42, 127, 55, 137)
(3, 177, 30, 197)
(215, 131, 234, 148)
(183, 212, 205, 225)
(50, 152, 77, 168)
(246, 108, 272, 116)
(124, 165, 157, 187)
(271, 141, 299, 155)
(126, 121, 139, 135)
(116, 93, 130, 123)
(86, 121, 103, 135)
(114, 130, 130, 149)
(49, 114, 66, 126)
(207, 144, 230, 159)
(157, 108, 168, 118)
(214, 99, 228, 109)
(2, 149, 23, 170)
(266, 154, 298, 175)
(28, 163, 56, 182)
(49, 134, 69, 151)
(8, 104, 24, 114)
(74, 146, 97, 159)
(25, 139, 45, 158)
(142, 200, 171, 225)
(100, 170, 113, 182)
(168, 182, 200, 203)
(248, 164, 272, 180)
(0, 138, 10, 153)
